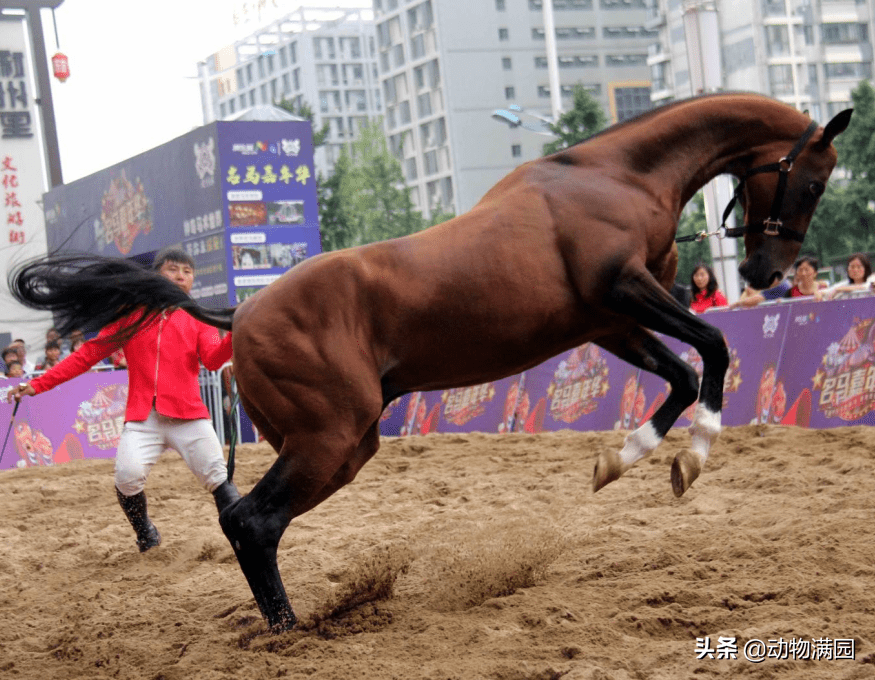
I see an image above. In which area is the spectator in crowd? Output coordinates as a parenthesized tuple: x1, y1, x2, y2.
(69, 336, 86, 354)
(62, 329, 85, 358)
(787, 255, 823, 299)
(4, 360, 24, 379)
(730, 278, 793, 309)
(689, 264, 728, 313)
(824, 253, 874, 300)
(9, 339, 35, 375)
(2, 347, 19, 374)
(36, 340, 62, 371)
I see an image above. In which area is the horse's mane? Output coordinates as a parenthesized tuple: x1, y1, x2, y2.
(553, 92, 810, 155)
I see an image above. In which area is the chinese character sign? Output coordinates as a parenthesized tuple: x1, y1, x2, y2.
(217, 120, 322, 304)
(0, 18, 51, 342)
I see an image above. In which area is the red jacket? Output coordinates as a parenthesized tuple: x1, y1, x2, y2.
(690, 289, 728, 314)
(30, 310, 233, 422)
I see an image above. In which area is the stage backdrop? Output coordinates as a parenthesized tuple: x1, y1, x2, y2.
(41, 120, 320, 310)
(3, 296, 875, 471)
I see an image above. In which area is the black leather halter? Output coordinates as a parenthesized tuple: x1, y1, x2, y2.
(720, 120, 820, 243)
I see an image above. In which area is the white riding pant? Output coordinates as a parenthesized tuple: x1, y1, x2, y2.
(115, 408, 228, 497)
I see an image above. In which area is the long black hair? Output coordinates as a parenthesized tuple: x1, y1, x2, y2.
(690, 264, 718, 297)
(8, 252, 236, 344)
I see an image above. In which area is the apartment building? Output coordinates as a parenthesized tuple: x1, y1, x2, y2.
(647, 0, 874, 121)
(374, 0, 654, 217)
(198, 5, 382, 176)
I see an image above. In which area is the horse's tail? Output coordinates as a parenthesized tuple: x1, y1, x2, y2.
(8, 253, 237, 343)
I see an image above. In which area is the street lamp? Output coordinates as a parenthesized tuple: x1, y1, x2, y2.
(491, 105, 555, 136)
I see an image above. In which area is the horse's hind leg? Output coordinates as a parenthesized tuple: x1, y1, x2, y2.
(592, 328, 699, 491)
(604, 270, 729, 495)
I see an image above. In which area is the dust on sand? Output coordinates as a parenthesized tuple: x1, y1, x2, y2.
(1, 425, 874, 680)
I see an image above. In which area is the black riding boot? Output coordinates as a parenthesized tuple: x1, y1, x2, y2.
(116, 488, 162, 553)
(212, 480, 241, 514)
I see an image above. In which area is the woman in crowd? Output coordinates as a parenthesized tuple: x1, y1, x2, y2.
(689, 264, 728, 313)
(824, 253, 874, 299)
(787, 255, 823, 299)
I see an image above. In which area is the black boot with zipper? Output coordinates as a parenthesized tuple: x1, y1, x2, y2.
(116, 488, 162, 552)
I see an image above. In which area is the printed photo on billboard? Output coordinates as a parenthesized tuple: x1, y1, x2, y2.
(267, 200, 305, 225)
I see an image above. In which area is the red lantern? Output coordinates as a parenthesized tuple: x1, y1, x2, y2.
(51, 52, 70, 83)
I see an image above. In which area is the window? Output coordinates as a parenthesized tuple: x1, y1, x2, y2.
(769, 65, 794, 95)
(290, 42, 297, 64)
(279, 46, 287, 68)
(496, 0, 506, 8)
(499, 27, 509, 41)
(293, 69, 300, 90)
(824, 61, 872, 79)
(282, 73, 290, 93)
(220, 102, 227, 118)
(764, 25, 790, 57)
(822, 23, 868, 44)
(613, 85, 651, 122)
(505, 86, 516, 99)
(246, 63, 253, 84)
(502, 57, 512, 70)
(512, 144, 522, 158)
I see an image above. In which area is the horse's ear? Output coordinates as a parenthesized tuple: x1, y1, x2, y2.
(817, 109, 853, 149)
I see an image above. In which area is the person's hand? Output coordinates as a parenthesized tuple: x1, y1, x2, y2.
(7, 382, 35, 403)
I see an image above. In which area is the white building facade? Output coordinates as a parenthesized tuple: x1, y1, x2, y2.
(374, 0, 655, 217)
(647, 0, 874, 120)
(198, 6, 383, 177)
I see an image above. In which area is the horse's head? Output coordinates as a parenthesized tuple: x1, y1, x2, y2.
(736, 109, 852, 290)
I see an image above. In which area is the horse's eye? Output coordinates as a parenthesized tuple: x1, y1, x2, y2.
(809, 181, 825, 197)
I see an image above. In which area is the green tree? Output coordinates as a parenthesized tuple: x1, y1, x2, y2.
(275, 96, 330, 147)
(675, 192, 713, 285)
(332, 119, 424, 248)
(806, 80, 875, 266)
(542, 84, 608, 156)
(316, 156, 353, 253)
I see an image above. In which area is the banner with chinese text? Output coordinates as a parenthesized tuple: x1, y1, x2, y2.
(216, 121, 321, 304)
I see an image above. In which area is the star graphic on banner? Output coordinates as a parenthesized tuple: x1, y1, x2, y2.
(73, 420, 86, 433)
(599, 380, 610, 396)
(730, 373, 743, 391)
(811, 369, 826, 390)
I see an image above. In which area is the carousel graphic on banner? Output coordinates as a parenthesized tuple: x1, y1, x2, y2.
(678, 346, 743, 421)
(812, 317, 875, 421)
(74, 384, 128, 450)
(441, 383, 495, 426)
(547, 344, 609, 423)
(99, 170, 153, 254)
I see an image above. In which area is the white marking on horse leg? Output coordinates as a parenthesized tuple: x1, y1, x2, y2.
(671, 405, 722, 497)
(593, 421, 662, 492)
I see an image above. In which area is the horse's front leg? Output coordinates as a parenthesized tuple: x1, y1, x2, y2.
(602, 271, 729, 496)
(592, 328, 699, 491)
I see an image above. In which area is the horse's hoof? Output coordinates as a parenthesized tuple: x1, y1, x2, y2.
(670, 449, 702, 497)
(593, 450, 625, 492)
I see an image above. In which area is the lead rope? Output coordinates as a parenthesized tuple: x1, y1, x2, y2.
(227, 373, 240, 482)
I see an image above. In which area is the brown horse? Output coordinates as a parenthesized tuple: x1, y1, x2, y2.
(10, 93, 851, 631)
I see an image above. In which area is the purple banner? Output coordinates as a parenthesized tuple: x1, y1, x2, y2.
(0, 373, 127, 471)
(774, 297, 875, 428)
(523, 344, 630, 433)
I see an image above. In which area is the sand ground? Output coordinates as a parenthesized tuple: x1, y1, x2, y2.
(1, 425, 874, 679)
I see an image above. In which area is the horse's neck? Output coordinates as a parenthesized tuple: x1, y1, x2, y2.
(602, 96, 808, 203)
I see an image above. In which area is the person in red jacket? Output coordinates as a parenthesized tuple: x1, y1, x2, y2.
(689, 264, 728, 314)
(7, 248, 240, 552)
